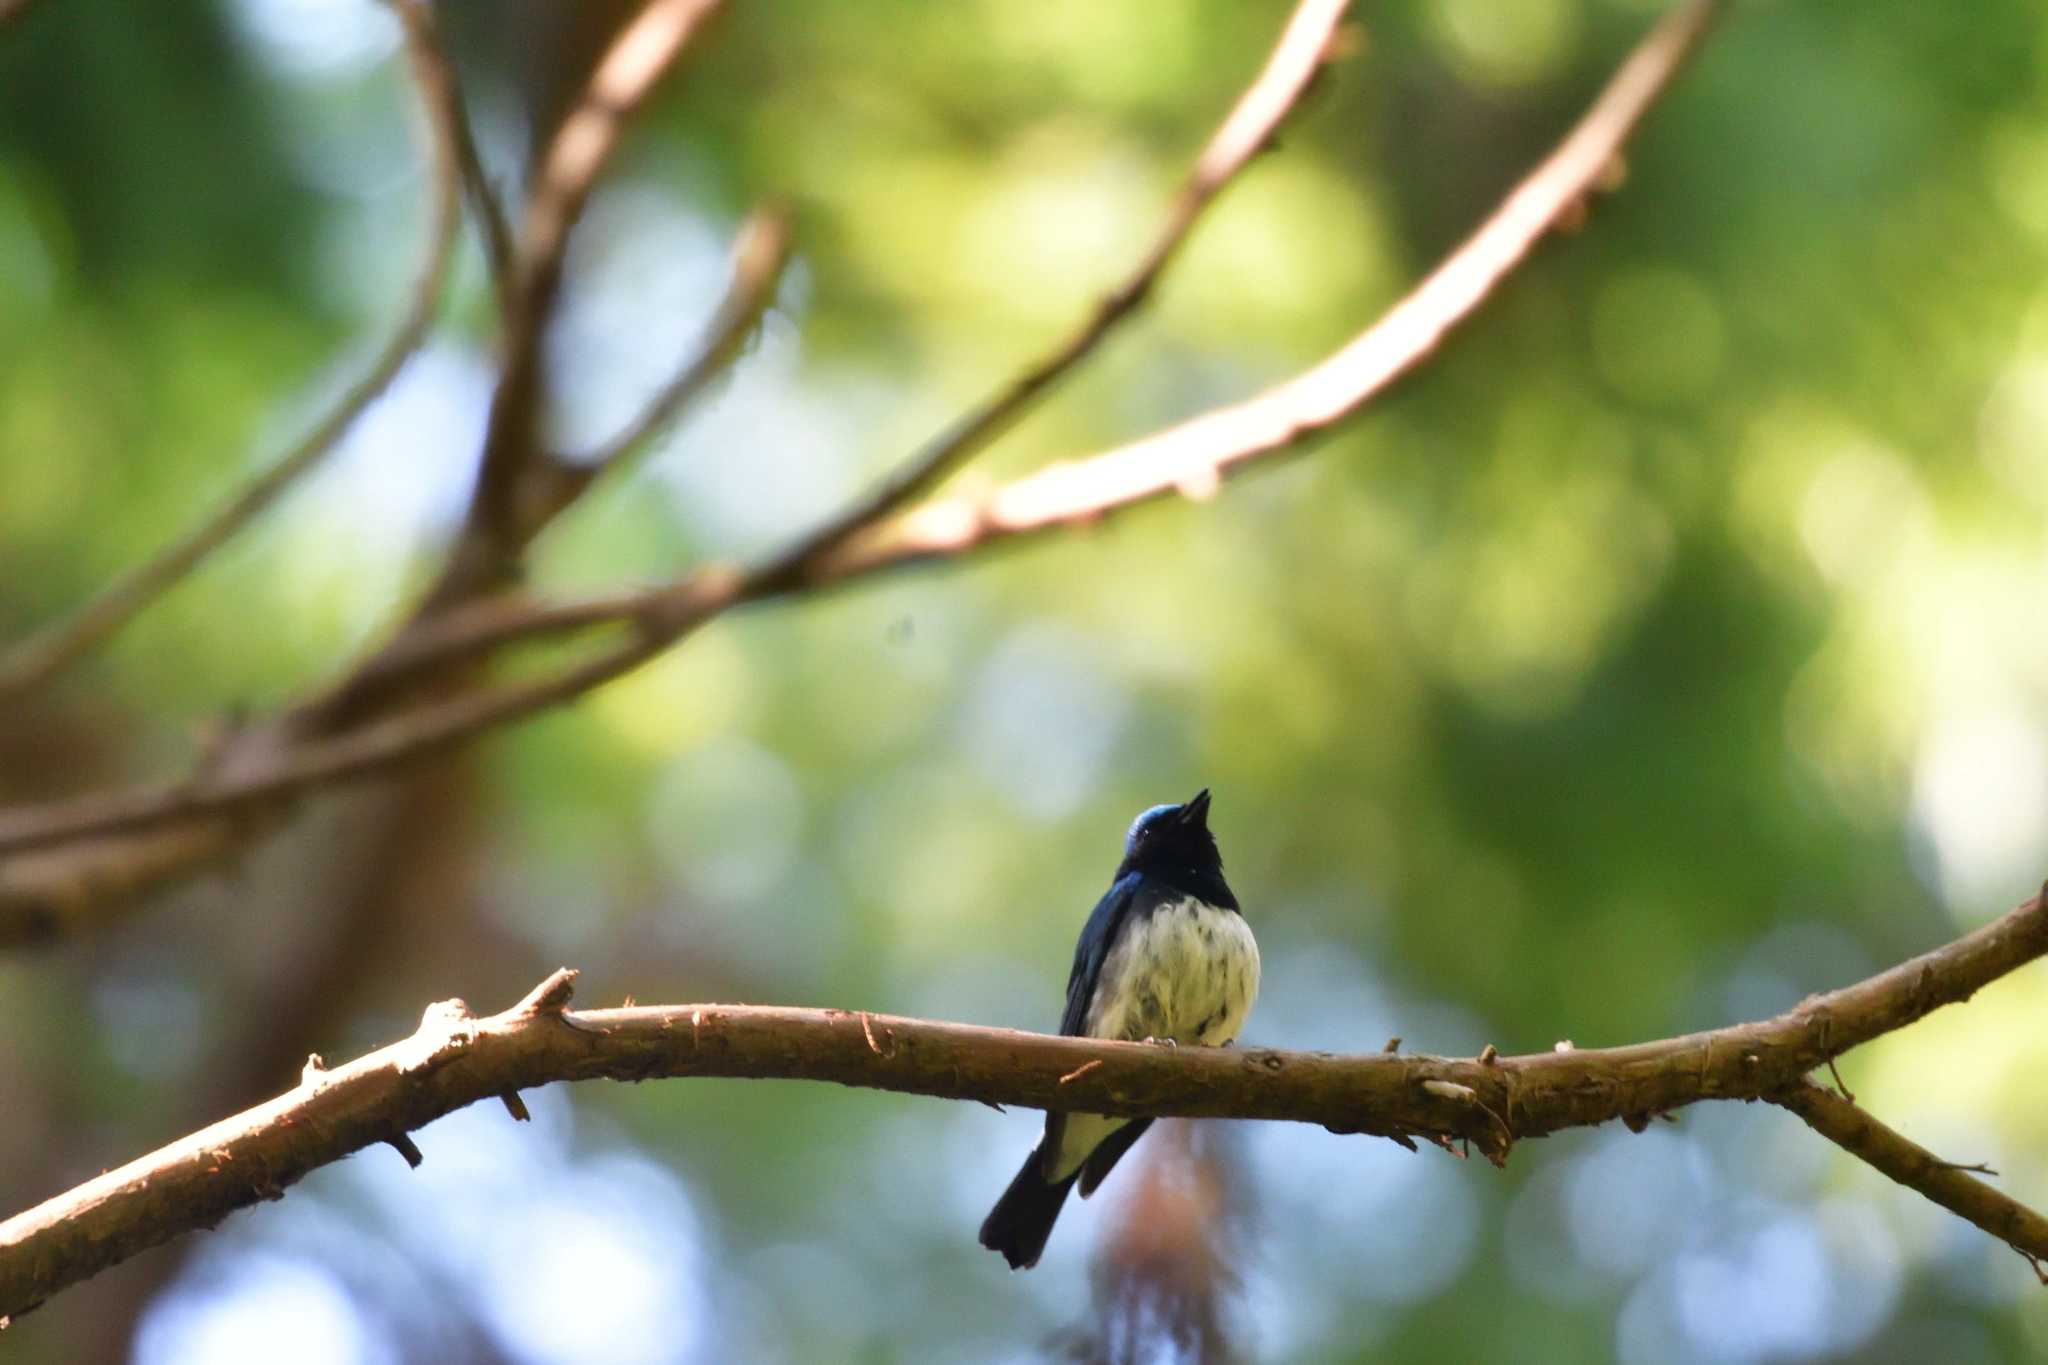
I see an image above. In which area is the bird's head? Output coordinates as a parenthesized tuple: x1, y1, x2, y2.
(1119, 788, 1221, 877)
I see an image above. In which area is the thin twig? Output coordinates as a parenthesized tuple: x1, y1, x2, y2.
(5, 882, 2044, 1317)
(0, 0, 1723, 929)
(825, 0, 1724, 580)
(284, 0, 1345, 710)
(754, 0, 1355, 588)
(292, 208, 789, 736)
(1774, 1080, 2048, 1265)
(446, 76, 517, 318)
(281, 0, 1727, 696)
(545, 204, 792, 509)
(0, 0, 465, 703)
(443, 0, 728, 595)
(1826, 1055, 1854, 1102)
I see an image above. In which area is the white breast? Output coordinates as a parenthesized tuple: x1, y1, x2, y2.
(1084, 897, 1260, 1047)
(1050, 897, 1259, 1182)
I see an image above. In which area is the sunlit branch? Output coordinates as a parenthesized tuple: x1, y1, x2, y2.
(4, 881, 2042, 1321)
(754, 0, 1356, 587)
(0, 0, 465, 704)
(829, 0, 1722, 578)
(316, 0, 1725, 677)
(300, 0, 1344, 722)
(0, 0, 1721, 937)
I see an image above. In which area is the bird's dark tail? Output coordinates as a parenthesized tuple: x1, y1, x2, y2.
(979, 1145, 1076, 1270)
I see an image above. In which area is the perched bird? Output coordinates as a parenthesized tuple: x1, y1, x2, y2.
(979, 788, 1259, 1270)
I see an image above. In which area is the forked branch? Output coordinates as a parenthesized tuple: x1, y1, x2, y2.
(0, 0, 1724, 884)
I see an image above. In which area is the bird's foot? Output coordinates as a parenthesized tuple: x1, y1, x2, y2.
(1141, 1035, 1178, 1050)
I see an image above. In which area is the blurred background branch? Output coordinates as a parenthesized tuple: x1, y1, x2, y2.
(430, 0, 732, 605)
(0, 0, 465, 705)
(0, 0, 1717, 942)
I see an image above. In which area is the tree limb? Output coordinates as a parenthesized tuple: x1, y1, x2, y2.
(1772, 1080, 2048, 1276)
(0, 0, 1724, 883)
(3, 881, 2041, 1321)
(0, 0, 752, 937)
(432, 0, 730, 603)
(0, 0, 466, 703)
(754, 0, 1356, 586)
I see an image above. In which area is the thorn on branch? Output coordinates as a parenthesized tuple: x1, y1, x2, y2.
(1478, 1044, 1499, 1066)
(516, 968, 579, 1015)
(300, 1053, 327, 1086)
(421, 997, 476, 1032)
(1059, 1059, 1104, 1086)
(856, 1011, 899, 1058)
(1382, 1036, 1402, 1054)
(386, 1133, 424, 1169)
(1552, 195, 1595, 236)
(499, 1091, 532, 1122)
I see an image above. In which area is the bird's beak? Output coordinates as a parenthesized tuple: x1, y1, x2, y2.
(1183, 788, 1212, 826)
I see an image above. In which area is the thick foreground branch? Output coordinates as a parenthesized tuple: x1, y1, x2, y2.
(4, 883, 2042, 1321)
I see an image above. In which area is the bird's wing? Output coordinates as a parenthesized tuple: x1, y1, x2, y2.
(1058, 871, 1153, 1038)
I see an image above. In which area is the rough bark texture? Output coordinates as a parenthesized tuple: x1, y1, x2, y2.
(5, 884, 2042, 1320)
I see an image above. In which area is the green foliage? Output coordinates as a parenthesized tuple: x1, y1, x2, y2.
(5, 0, 2048, 1360)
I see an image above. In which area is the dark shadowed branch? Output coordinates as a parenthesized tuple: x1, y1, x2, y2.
(0, 0, 753, 939)
(434, 0, 731, 602)
(0, 0, 466, 704)
(446, 78, 517, 318)
(0, 0, 1724, 889)
(3, 880, 2041, 1321)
